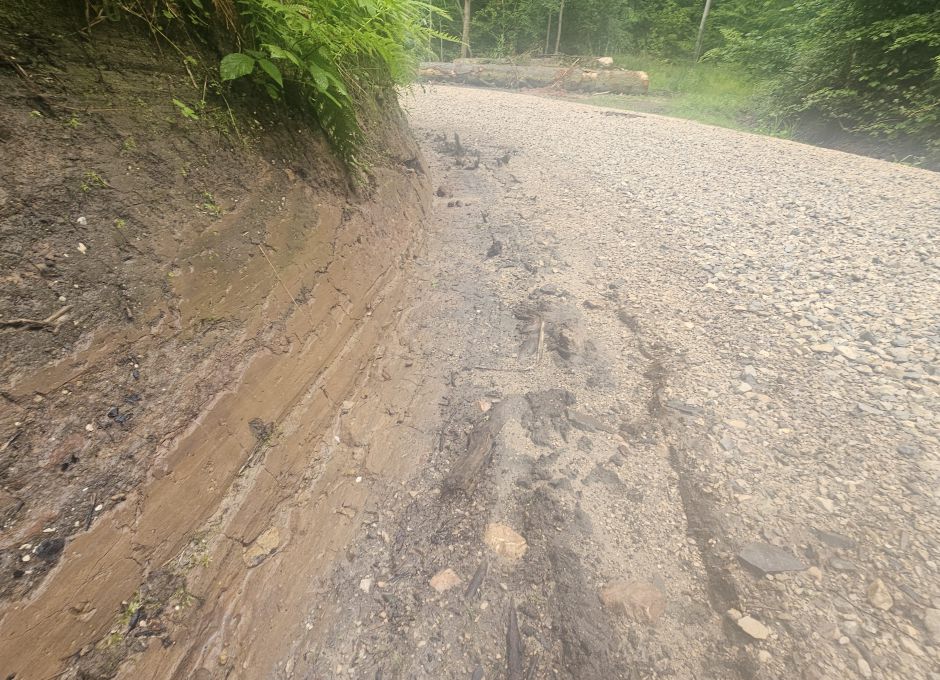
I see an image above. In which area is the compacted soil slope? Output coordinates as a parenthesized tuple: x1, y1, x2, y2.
(0, 7, 430, 678)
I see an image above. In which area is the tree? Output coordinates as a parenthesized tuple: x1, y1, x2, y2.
(461, 0, 472, 58)
(693, 0, 713, 62)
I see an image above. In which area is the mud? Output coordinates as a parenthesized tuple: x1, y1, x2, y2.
(1, 7, 430, 679)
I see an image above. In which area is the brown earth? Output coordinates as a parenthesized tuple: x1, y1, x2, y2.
(0, 7, 431, 679)
(3, 9, 939, 680)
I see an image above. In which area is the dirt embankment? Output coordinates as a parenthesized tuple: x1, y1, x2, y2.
(0, 6, 429, 678)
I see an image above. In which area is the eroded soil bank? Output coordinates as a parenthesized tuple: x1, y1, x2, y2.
(0, 7, 431, 678)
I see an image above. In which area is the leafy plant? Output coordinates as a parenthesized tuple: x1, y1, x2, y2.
(218, 0, 452, 165)
(172, 98, 200, 120)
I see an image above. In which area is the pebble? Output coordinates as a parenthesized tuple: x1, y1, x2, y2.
(429, 568, 462, 593)
(737, 615, 771, 640)
(738, 542, 807, 574)
(924, 608, 940, 644)
(858, 657, 872, 678)
(483, 523, 527, 560)
(867, 578, 893, 611)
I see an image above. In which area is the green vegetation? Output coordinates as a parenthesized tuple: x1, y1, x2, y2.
(436, 0, 940, 164)
(88, 0, 451, 165)
(589, 56, 772, 132)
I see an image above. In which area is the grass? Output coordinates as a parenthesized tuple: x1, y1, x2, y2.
(586, 55, 785, 135)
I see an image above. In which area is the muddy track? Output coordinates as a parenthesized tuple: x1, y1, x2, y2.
(273, 86, 939, 680)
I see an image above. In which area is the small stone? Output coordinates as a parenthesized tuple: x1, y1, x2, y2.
(757, 650, 772, 664)
(726, 608, 743, 622)
(867, 578, 893, 611)
(815, 529, 857, 550)
(899, 636, 924, 656)
(599, 580, 665, 625)
(737, 382, 753, 394)
(807, 566, 823, 582)
(857, 657, 872, 678)
(243, 527, 280, 567)
(811, 343, 835, 354)
(77, 242, 88, 254)
(924, 608, 940, 643)
(359, 578, 372, 594)
(836, 345, 860, 361)
(737, 615, 771, 640)
(478, 400, 492, 413)
(429, 568, 462, 593)
(815, 496, 835, 513)
(738, 542, 807, 574)
(484, 523, 527, 561)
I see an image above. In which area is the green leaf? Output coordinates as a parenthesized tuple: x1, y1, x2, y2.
(220, 53, 256, 81)
(258, 59, 283, 87)
(308, 62, 330, 92)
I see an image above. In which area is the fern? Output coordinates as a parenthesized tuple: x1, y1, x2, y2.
(87, 0, 454, 166)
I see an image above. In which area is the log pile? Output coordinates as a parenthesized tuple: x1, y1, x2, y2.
(418, 60, 649, 95)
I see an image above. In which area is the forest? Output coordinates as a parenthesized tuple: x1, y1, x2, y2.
(433, 0, 940, 164)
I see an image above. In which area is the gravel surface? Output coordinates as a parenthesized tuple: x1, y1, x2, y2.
(399, 85, 939, 679)
(269, 85, 940, 680)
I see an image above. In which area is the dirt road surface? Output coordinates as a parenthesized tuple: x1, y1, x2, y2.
(2, 81, 939, 679)
(285, 86, 939, 679)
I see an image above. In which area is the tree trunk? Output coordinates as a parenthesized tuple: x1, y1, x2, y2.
(545, 12, 553, 56)
(554, 0, 565, 55)
(419, 61, 649, 94)
(461, 0, 472, 59)
(693, 0, 713, 63)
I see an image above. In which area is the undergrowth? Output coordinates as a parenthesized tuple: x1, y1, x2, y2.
(86, 0, 451, 167)
(589, 55, 783, 134)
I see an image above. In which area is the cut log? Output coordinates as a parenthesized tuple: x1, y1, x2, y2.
(419, 61, 649, 95)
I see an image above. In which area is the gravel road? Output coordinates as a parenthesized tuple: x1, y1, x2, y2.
(284, 85, 940, 679)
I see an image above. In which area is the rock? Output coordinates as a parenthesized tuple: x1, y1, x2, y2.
(890, 347, 911, 363)
(429, 568, 462, 593)
(815, 529, 857, 550)
(829, 557, 858, 572)
(836, 345, 860, 361)
(867, 578, 893, 611)
(34, 537, 65, 560)
(737, 615, 771, 640)
(567, 409, 614, 433)
(738, 542, 807, 574)
(757, 650, 772, 664)
(737, 382, 753, 394)
(359, 577, 373, 593)
(243, 527, 280, 567)
(857, 657, 872, 678)
(726, 608, 743, 621)
(596, 56, 614, 67)
(924, 608, 940, 644)
(899, 636, 924, 657)
(484, 523, 527, 561)
(815, 496, 835, 513)
(811, 343, 835, 354)
(599, 580, 665, 624)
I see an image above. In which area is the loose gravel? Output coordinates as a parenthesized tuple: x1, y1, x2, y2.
(398, 85, 940, 680)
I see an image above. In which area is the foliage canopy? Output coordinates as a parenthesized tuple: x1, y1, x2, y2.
(432, 0, 939, 160)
